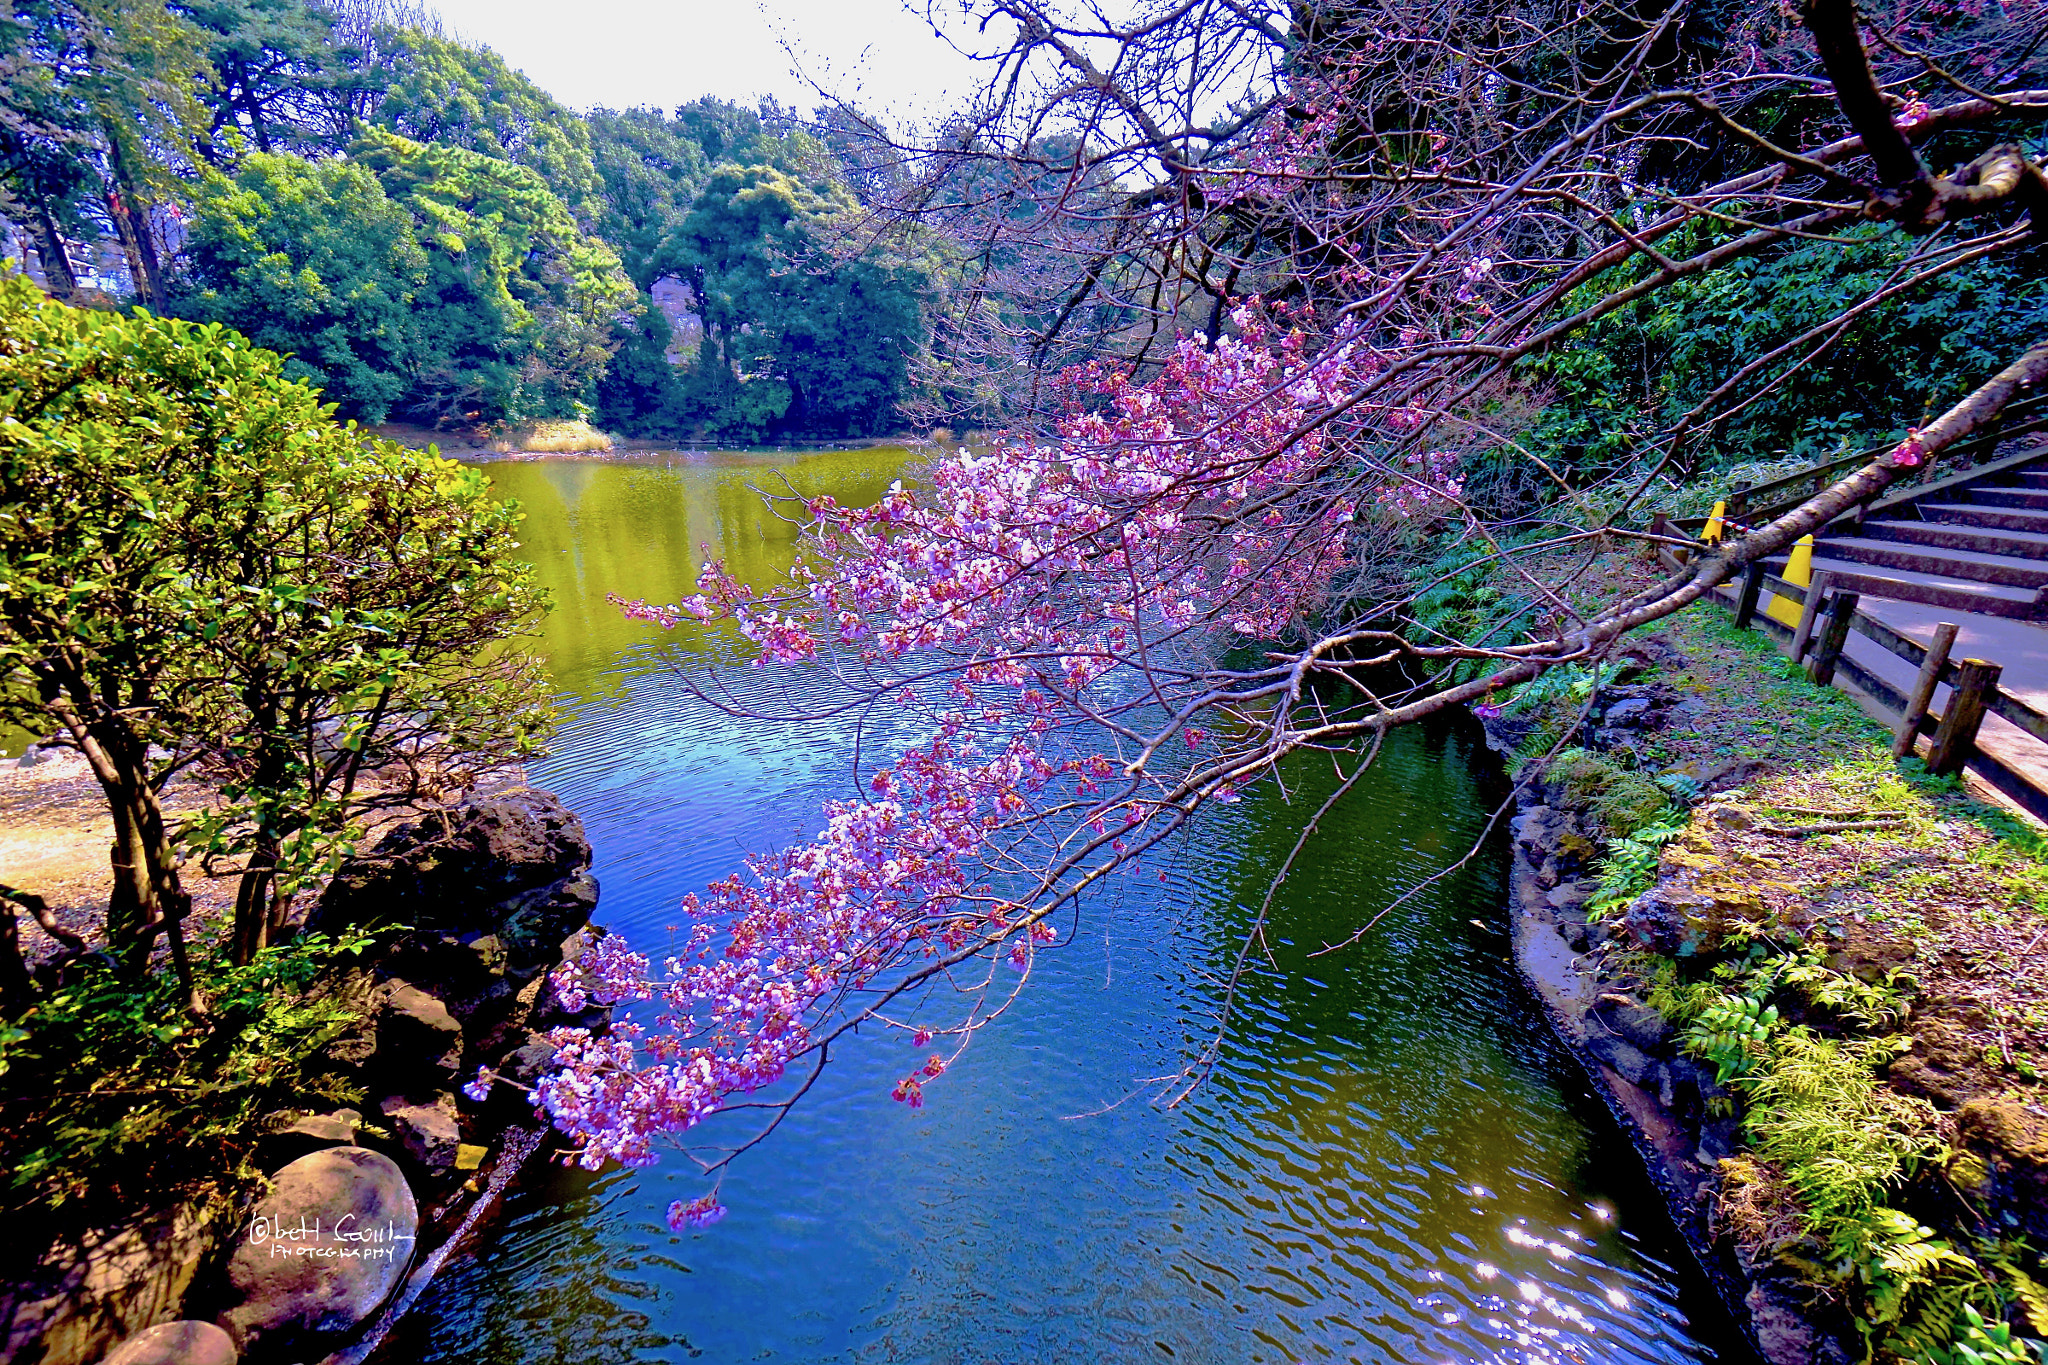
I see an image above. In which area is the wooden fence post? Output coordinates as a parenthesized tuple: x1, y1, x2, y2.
(1809, 590, 1859, 685)
(1791, 570, 1832, 660)
(1647, 512, 1669, 565)
(1927, 657, 2003, 776)
(1893, 621, 1960, 758)
(1733, 562, 1766, 629)
(1728, 481, 1751, 520)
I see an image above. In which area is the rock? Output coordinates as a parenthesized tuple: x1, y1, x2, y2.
(15, 744, 40, 768)
(1709, 802, 1755, 830)
(1624, 856, 1769, 957)
(376, 982, 463, 1082)
(310, 789, 592, 935)
(217, 1147, 416, 1360)
(500, 1034, 560, 1090)
(0, 1203, 222, 1365)
(500, 872, 600, 971)
(1887, 1016, 1993, 1109)
(1586, 1030, 1657, 1086)
(1745, 1271, 1855, 1365)
(1594, 993, 1673, 1051)
(1956, 1097, 2048, 1239)
(258, 1109, 360, 1167)
(102, 1320, 239, 1365)
(378, 1092, 461, 1171)
(1604, 697, 1654, 727)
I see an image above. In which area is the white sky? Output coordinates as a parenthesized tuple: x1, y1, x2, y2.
(426, 0, 986, 122)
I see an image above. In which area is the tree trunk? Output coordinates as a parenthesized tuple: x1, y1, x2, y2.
(28, 203, 78, 299)
(231, 842, 279, 965)
(99, 128, 164, 309)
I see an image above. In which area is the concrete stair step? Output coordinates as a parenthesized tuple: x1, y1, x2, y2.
(1766, 554, 2041, 618)
(1815, 534, 2048, 588)
(1920, 503, 2048, 534)
(1861, 519, 2048, 561)
(1970, 486, 2048, 510)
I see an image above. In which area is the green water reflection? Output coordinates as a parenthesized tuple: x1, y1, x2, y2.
(488, 447, 909, 698)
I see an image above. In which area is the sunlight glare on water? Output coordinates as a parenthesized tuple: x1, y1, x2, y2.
(387, 450, 1725, 1365)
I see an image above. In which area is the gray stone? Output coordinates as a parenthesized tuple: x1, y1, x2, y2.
(501, 1034, 560, 1089)
(1594, 994, 1673, 1051)
(1586, 1029, 1658, 1086)
(500, 872, 600, 970)
(1604, 697, 1654, 726)
(1709, 802, 1755, 830)
(102, 1320, 239, 1365)
(217, 1147, 416, 1360)
(378, 1092, 461, 1171)
(310, 789, 592, 935)
(376, 982, 462, 1080)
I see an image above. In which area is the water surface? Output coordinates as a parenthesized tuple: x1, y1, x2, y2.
(392, 450, 1725, 1364)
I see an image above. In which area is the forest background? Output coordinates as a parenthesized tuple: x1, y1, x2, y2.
(0, 0, 953, 443)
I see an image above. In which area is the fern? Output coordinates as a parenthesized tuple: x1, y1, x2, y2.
(1587, 803, 1691, 918)
(1683, 993, 1780, 1084)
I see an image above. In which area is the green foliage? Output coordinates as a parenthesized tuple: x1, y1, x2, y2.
(0, 272, 553, 958)
(0, 929, 372, 1216)
(1517, 223, 2048, 490)
(1587, 805, 1690, 918)
(182, 0, 350, 160)
(352, 126, 637, 423)
(641, 162, 928, 441)
(1921, 1303, 2040, 1365)
(1682, 992, 1780, 1083)
(366, 29, 603, 221)
(176, 151, 427, 419)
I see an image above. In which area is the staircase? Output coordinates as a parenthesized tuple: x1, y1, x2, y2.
(1768, 446, 2048, 620)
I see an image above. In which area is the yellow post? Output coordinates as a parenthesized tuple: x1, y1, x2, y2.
(1702, 500, 1727, 546)
(1764, 533, 1815, 627)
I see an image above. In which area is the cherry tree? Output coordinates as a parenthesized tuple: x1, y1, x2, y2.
(502, 0, 2048, 1223)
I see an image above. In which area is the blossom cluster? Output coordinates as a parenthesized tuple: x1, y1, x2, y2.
(548, 308, 1470, 1223)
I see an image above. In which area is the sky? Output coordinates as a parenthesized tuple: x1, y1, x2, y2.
(425, 0, 986, 122)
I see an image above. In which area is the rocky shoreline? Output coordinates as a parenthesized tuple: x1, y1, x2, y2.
(1496, 745, 1853, 1362)
(1485, 625, 2048, 1365)
(1, 789, 611, 1365)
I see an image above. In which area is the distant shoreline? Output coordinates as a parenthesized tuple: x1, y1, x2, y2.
(368, 421, 927, 463)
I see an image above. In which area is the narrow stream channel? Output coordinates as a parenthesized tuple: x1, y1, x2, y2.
(387, 450, 1728, 1364)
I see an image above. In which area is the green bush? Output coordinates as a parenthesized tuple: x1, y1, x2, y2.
(0, 930, 373, 1219)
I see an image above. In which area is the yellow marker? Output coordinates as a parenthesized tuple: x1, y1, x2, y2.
(1764, 534, 1815, 626)
(1702, 500, 1726, 546)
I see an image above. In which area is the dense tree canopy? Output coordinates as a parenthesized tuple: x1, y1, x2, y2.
(177, 150, 425, 418)
(0, 272, 550, 984)
(2, 0, 935, 439)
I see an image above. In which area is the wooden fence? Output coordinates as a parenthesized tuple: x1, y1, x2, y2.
(1656, 545, 2048, 823)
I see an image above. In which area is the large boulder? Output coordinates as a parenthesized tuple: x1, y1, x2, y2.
(216, 1147, 416, 1361)
(309, 789, 591, 936)
(102, 1320, 238, 1365)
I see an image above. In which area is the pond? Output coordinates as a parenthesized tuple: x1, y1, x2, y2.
(387, 449, 1729, 1364)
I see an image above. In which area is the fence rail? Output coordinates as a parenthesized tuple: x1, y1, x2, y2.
(1656, 548, 2048, 823)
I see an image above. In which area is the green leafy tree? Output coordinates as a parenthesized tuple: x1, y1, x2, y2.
(654, 163, 926, 440)
(365, 30, 603, 221)
(175, 150, 426, 419)
(180, 0, 356, 159)
(0, 271, 552, 989)
(0, 0, 209, 305)
(355, 126, 637, 422)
